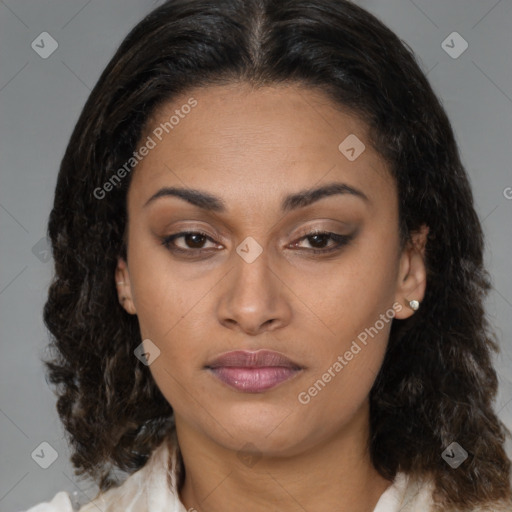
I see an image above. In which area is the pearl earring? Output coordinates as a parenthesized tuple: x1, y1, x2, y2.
(408, 299, 420, 311)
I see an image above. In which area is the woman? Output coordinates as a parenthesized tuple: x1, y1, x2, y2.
(24, 0, 512, 511)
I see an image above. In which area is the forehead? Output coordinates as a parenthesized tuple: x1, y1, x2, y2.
(128, 83, 393, 211)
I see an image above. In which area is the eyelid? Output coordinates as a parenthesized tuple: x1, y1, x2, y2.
(163, 221, 351, 243)
(163, 223, 225, 241)
(288, 220, 354, 239)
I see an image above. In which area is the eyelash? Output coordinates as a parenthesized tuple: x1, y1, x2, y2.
(160, 229, 354, 257)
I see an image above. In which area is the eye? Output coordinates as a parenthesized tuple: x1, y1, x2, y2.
(160, 231, 220, 254)
(290, 230, 354, 254)
(160, 229, 354, 257)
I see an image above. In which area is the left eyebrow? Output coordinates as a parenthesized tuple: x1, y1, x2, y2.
(142, 182, 369, 212)
(281, 182, 369, 212)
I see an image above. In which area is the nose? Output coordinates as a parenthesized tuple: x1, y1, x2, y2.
(216, 246, 292, 336)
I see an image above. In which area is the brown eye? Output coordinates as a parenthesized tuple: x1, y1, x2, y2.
(161, 231, 219, 253)
(181, 233, 208, 249)
(306, 233, 332, 249)
(291, 231, 355, 254)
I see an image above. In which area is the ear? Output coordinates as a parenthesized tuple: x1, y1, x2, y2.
(393, 224, 429, 320)
(115, 257, 137, 315)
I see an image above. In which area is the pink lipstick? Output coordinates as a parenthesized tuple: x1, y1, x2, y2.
(205, 349, 303, 393)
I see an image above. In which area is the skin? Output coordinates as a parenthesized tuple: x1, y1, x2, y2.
(115, 82, 428, 512)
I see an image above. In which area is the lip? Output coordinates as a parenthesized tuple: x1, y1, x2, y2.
(205, 350, 304, 393)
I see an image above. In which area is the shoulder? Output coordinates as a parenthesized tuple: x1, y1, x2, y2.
(373, 471, 433, 512)
(23, 434, 186, 512)
(79, 434, 186, 512)
(375, 472, 512, 512)
(77, 435, 182, 512)
(21, 491, 74, 512)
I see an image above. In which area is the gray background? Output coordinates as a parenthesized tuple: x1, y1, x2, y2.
(1, 0, 511, 510)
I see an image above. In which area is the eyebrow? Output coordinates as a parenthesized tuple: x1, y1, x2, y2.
(143, 182, 369, 212)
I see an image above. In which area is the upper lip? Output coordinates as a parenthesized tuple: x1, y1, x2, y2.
(205, 349, 303, 369)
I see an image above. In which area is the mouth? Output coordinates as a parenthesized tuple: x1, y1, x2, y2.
(205, 349, 304, 393)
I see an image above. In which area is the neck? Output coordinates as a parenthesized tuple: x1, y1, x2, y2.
(174, 401, 393, 512)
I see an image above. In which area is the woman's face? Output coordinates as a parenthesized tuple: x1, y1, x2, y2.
(116, 83, 426, 456)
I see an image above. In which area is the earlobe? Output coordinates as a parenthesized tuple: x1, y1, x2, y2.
(115, 257, 137, 315)
(394, 225, 429, 320)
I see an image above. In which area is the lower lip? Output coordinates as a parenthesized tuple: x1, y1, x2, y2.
(207, 366, 301, 392)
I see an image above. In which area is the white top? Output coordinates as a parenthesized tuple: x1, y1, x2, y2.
(20, 433, 509, 512)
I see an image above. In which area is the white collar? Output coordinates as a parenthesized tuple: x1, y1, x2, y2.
(80, 430, 186, 512)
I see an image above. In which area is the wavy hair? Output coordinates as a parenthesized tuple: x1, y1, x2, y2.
(42, 0, 511, 510)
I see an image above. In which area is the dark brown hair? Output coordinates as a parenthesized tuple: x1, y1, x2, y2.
(42, 1, 512, 510)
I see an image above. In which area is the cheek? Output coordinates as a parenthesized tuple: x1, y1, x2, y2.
(290, 231, 399, 340)
(126, 238, 214, 378)
(126, 227, 203, 337)
(295, 315, 391, 434)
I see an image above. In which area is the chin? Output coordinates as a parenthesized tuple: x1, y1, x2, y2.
(208, 408, 309, 455)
